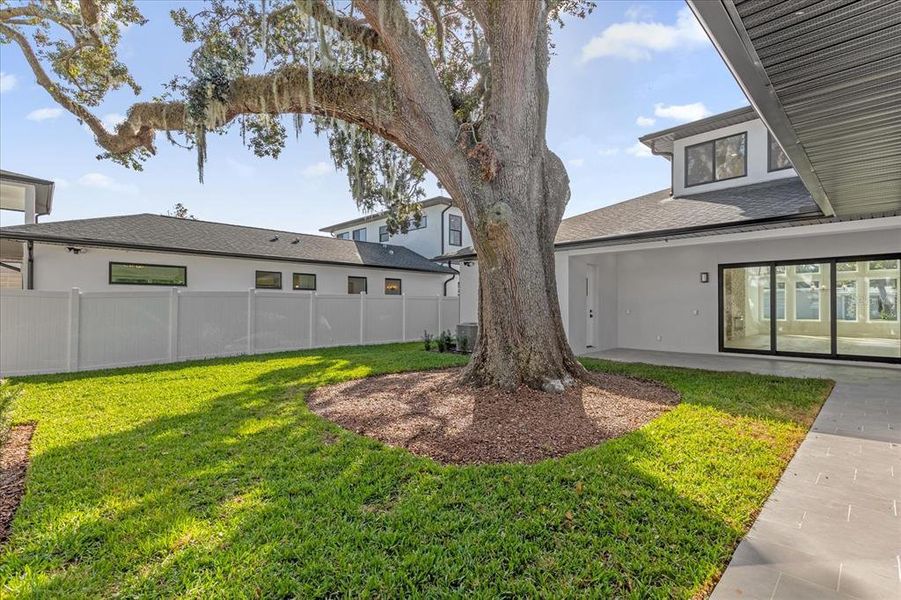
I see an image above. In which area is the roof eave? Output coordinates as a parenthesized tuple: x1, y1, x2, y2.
(686, 0, 835, 217)
(319, 196, 453, 233)
(0, 231, 455, 275)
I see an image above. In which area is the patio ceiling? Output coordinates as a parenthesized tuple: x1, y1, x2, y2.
(688, 0, 901, 218)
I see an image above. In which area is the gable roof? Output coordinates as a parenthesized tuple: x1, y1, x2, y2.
(555, 177, 819, 245)
(437, 177, 831, 260)
(0, 213, 455, 274)
(319, 196, 453, 233)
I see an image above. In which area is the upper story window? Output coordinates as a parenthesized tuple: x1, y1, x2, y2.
(109, 262, 186, 286)
(379, 225, 389, 243)
(685, 132, 747, 187)
(768, 133, 792, 172)
(408, 215, 427, 230)
(336, 232, 350, 240)
(352, 228, 367, 241)
(448, 214, 463, 246)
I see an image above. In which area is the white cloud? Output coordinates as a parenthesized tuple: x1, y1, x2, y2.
(635, 116, 656, 127)
(597, 147, 620, 157)
(625, 5, 654, 21)
(77, 172, 138, 194)
(580, 7, 708, 62)
(225, 157, 255, 178)
(0, 72, 17, 94)
(52, 177, 71, 189)
(102, 112, 126, 130)
(568, 158, 585, 168)
(26, 107, 63, 121)
(653, 102, 711, 123)
(301, 161, 334, 177)
(625, 142, 653, 158)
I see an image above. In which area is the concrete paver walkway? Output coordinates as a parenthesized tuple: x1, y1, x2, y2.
(585, 349, 901, 600)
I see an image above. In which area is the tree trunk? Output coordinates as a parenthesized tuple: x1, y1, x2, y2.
(457, 151, 588, 391)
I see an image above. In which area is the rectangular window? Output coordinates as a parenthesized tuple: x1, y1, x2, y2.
(293, 273, 316, 291)
(379, 225, 389, 243)
(794, 280, 820, 320)
(255, 270, 282, 289)
(837, 262, 858, 272)
(384, 278, 402, 295)
(762, 281, 785, 320)
(347, 276, 367, 294)
(352, 228, 367, 242)
(795, 263, 820, 274)
(836, 280, 857, 321)
(869, 278, 898, 321)
(868, 259, 899, 271)
(109, 262, 186, 286)
(448, 214, 463, 247)
(336, 232, 350, 240)
(685, 132, 747, 187)
(408, 215, 427, 230)
(767, 133, 792, 172)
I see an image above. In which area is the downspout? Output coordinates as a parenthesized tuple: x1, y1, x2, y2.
(26, 240, 34, 290)
(442, 261, 458, 297)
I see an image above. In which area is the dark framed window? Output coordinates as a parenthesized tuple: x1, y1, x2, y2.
(718, 252, 900, 364)
(352, 228, 367, 241)
(448, 214, 463, 247)
(348, 276, 368, 294)
(255, 270, 282, 289)
(768, 133, 792, 172)
(685, 132, 747, 187)
(109, 262, 187, 286)
(293, 273, 316, 291)
(408, 215, 427, 230)
(336, 232, 350, 240)
(379, 225, 389, 243)
(384, 278, 402, 295)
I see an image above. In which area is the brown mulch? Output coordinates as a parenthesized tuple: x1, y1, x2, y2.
(307, 369, 680, 464)
(0, 423, 36, 544)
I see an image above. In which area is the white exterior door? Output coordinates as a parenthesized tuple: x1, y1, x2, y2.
(585, 264, 596, 348)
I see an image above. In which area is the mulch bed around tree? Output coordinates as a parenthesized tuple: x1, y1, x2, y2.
(1, 423, 36, 544)
(307, 369, 680, 464)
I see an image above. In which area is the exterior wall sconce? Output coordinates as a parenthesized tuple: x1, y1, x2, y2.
(700, 272, 709, 283)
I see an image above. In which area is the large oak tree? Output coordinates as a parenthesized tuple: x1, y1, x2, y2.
(1, 0, 596, 390)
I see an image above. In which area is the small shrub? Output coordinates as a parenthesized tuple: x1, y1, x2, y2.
(0, 379, 20, 447)
(423, 331, 434, 351)
(458, 334, 470, 353)
(436, 330, 455, 353)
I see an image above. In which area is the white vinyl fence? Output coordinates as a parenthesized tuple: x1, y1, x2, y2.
(0, 289, 460, 376)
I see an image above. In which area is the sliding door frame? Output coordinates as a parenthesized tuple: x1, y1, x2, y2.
(718, 252, 901, 364)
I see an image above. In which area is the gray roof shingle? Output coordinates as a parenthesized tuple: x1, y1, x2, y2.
(555, 177, 820, 244)
(0, 213, 455, 274)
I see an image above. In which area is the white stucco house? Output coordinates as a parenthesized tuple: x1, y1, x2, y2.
(443, 106, 900, 364)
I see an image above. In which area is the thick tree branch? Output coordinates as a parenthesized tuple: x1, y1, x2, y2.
(4, 20, 403, 157)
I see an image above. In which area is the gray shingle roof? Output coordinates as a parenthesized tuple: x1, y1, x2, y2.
(555, 177, 820, 244)
(436, 177, 826, 260)
(0, 213, 455, 274)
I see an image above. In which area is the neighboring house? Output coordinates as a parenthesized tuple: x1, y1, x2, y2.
(0, 214, 455, 295)
(0, 170, 55, 289)
(444, 107, 900, 364)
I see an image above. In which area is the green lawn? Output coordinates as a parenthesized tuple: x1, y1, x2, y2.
(0, 343, 831, 598)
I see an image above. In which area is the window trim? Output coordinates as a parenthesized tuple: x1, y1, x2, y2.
(760, 280, 786, 322)
(347, 276, 368, 294)
(793, 279, 822, 322)
(108, 261, 187, 286)
(384, 278, 402, 295)
(835, 279, 858, 323)
(255, 270, 283, 290)
(292, 272, 317, 291)
(717, 252, 901, 364)
(448, 214, 463, 247)
(684, 131, 748, 188)
(767, 132, 793, 173)
(379, 225, 389, 243)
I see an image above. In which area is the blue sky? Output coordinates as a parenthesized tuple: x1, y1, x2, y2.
(0, 1, 747, 234)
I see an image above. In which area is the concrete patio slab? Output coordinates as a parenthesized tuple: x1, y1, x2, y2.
(583, 349, 901, 600)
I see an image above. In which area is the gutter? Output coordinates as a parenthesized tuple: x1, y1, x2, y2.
(26, 240, 34, 289)
(0, 234, 456, 276)
(442, 261, 458, 296)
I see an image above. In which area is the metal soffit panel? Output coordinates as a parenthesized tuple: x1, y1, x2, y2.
(691, 0, 901, 216)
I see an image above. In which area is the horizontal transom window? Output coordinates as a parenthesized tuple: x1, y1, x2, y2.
(109, 262, 186, 286)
